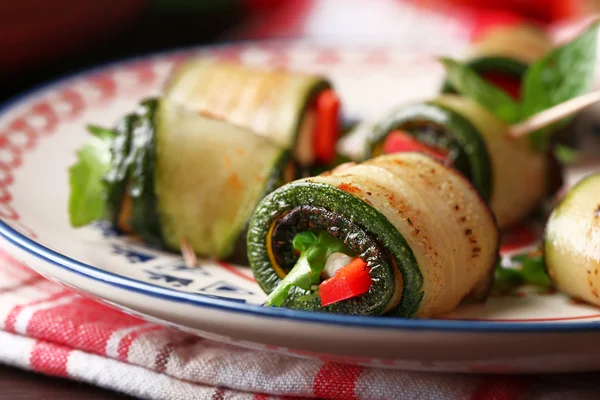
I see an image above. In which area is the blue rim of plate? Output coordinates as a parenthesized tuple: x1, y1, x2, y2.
(2, 42, 600, 334)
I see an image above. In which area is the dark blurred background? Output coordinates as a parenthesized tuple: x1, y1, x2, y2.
(2, 0, 599, 103)
(0, 0, 260, 102)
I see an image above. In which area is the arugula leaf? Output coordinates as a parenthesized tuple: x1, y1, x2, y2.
(512, 253, 552, 289)
(68, 129, 114, 227)
(265, 231, 352, 307)
(521, 22, 599, 150)
(493, 265, 525, 294)
(493, 251, 552, 294)
(264, 251, 314, 307)
(87, 124, 115, 140)
(440, 58, 521, 123)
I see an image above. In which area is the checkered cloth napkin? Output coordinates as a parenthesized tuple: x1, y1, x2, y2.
(1, 252, 599, 400)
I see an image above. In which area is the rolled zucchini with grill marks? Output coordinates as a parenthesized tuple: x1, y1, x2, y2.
(365, 94, 547, 229)
(68, 97, 294, 261)
(247, 152, 499, 317)
(164, 59, 340, 167)
(545, 173, 600, 308)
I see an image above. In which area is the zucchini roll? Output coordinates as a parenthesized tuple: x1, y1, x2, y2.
(247, 152, 499, 317)
(365, 94, 547, 229)
(69, 97, 293, 261)
(164, 59, 340, 167)
(545, 173, 600, 307)
(442, 24, 551, 99)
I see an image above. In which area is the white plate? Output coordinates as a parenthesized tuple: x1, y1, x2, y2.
(2, 42, 600, 374)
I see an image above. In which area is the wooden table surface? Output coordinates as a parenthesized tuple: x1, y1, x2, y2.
(0, 365, 134, 399)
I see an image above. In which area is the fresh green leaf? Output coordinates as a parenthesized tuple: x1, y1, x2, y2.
(521, 22, 599, 150)
(68, 135, 113, 227)
(264, 252, 313, 307)
(512, 253, 553, 289)
(493, 265, 524, 294)
(492, 251, 552, 294)
(440, 57, 520, 123)
(265, 231, 353, 306)
(292, 231, 318, 252)
(553, 143, 581, 164)
(305, 232, 353, 285)
(87, 125, 115, 140)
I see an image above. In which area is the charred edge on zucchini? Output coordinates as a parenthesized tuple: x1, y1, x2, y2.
(248, 182, 423, 316)
(366, 103, 492, 203)
(103, 113, 137, 227)
(127, 99, 163, 245)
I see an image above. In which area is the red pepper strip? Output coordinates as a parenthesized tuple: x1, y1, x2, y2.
(313, 89, 340, 165)
(479, 72, 522, 100)
(500, 222, 538, 254)
(319, 258, 371, 307)
(382, 130, 451, 164)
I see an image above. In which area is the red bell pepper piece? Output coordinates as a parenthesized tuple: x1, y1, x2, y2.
(479, 71, 522, 100)
(319, 258, 372, 307)
(500, 222, 538, 254)
(313, 89, 341, 165)
(382, 130, 451, 163)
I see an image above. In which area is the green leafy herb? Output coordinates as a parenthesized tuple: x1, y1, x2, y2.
(493, 265, 525, 294)
(265, 231, 352, 307)
(553, 143, 581, 164)
(68, 126, 114, 227)
(87, 124, 115, 140)
(521, 23, 598, 150)
(440, 22, 599, 152)
(264, 251, 313, 307)
(440, 58, 520, 123)
(493, 252, 552, 294)
(513, 253, 553, 289)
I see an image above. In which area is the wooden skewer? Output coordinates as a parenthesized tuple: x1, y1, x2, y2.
(180, 237, 198, 268)
(508, 90, 600, 138)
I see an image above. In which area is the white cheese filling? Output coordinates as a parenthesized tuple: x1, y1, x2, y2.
(322, 252, 354, 279)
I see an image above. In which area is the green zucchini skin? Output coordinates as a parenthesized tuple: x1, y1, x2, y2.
(103, 113, 136, 226)
(126, 98, 162, 245)
(247, 181, 422, 316)
(440, 56, 527, 94)
(365, 102, 493, 203)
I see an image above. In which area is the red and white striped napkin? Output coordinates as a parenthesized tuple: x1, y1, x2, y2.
(0, 252, 599, 400)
